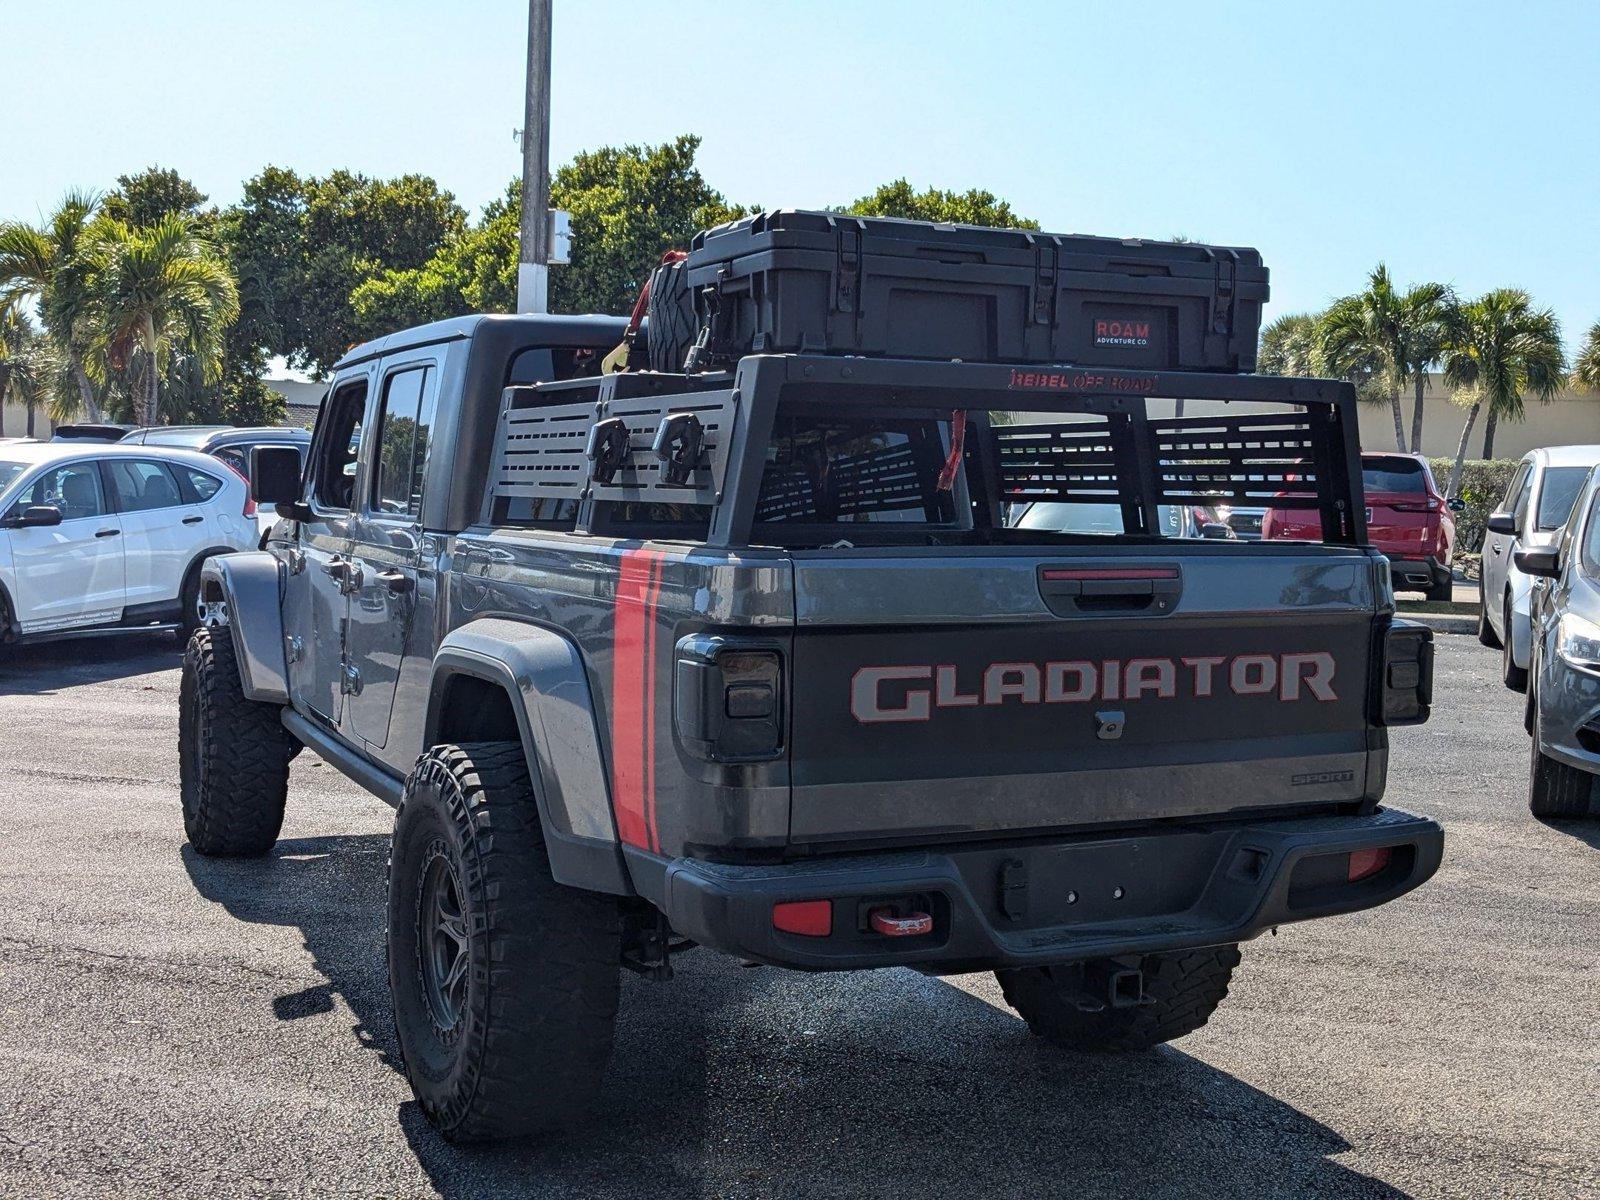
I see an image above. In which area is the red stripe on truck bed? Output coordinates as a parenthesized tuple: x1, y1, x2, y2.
(610, 548, 666, 851)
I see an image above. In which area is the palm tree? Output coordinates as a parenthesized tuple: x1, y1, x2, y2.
(1573, 321, 1600, 392)
(90, 215, 239, 427)
(0, 304, 53, 438)
(0, 191, 105, 421)
(1258, 312, 1325, 377)
(1442, 289, 1565, 497)
(1320, 265, 1452, 452)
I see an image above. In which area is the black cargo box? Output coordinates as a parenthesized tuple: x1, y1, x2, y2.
(679, 210, 1268, 374)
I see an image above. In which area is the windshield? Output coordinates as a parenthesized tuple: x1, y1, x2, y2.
(1362, 457, 1427, 494)
(0, 460, 28, 496)
(1014, 502, 1187, 537)
(1536, 466, 1589, 531)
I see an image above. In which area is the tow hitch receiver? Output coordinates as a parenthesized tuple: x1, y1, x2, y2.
(1076, 959, 1148, 1011)
(869, 907, 934, 937)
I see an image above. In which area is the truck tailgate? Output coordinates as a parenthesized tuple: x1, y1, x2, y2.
(787, 546, 1383, 844)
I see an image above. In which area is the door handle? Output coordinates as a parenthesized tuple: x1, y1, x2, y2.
(95, 528, 120, 538)
(321, 557, 350, 579)
(182, 515, 204, 525)
(376, 569, 414, 595)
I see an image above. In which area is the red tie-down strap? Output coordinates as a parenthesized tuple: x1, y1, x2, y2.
(936, 409, 968, 492)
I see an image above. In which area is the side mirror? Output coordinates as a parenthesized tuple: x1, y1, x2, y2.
(1486, 511, 1517, 535)
(6, 504, 64, 529)
(1200, 521, 1235, 540)
(251, 445, 304, 507)
(1515, 547, 1562, 579)
(1447, 497, 1466, 513)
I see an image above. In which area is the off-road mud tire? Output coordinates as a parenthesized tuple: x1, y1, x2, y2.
(998, 944, 1242, 1052)
(179, 627, 297, 855)
(388, 742, 621, 1143)
(645, 256, 696, 373)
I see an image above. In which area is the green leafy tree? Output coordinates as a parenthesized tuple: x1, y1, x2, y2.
(551, 135, 749, 315)
(297, 172, 465, 371)
(103, 168, 208, 227)
(0, 298, 46, 436)
(90, 214, 240, 426)
(353, 137, 746, 336)
(1257, 312, 1326, 377)
(0, 191, 107, 420)
(1573, 321, 1600, 392)
(847, 179, 1039, 229)
(1320, 264, 1453, 452)
(1442, 289, 1565, 496)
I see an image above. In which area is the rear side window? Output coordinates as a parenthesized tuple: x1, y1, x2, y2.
(754, 415, 959, 527)
(1535, 467, 1589, 532)
(1361, 457, 1426, 494)
(372, 365, 438, 518)
(108, 460, 184, 512)
(14, 462, 104, 520)
(182, 467, 223, 502)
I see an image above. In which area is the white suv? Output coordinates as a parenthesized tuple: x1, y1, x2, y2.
(0, 443, 258, 644)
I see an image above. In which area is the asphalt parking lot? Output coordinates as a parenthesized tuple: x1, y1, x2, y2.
(0, 630, 1596, 1199)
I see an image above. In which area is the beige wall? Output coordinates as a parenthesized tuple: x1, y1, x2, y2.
(1354, 374, 1600, 460)
(0, 401, 49, 440)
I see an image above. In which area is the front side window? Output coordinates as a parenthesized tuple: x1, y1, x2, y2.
(108, 460, 184, 512)
(312, 380, 368, 511)
(13, 462, 104, 520)
(1581, 492, 1600, 582)
(1535, 467, 1589, 532)
(372, 366, 437, 518)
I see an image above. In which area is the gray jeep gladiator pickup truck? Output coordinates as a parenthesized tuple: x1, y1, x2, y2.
(181, 240, 1443, 1142)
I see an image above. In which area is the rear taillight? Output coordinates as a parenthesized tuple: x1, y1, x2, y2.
(219, 460, 256, 517)
(675, 637, 784, 761)
(1388, 498, 1441, 514)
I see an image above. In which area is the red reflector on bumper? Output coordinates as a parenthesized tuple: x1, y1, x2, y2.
(1347, 846, 1393, 883)
(772, 899, 832, 937)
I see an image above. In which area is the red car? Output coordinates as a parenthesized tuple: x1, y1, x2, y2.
(1262, 453, 1463, 600)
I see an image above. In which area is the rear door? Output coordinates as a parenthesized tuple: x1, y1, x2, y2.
(104, 458, 208, 608)
(1482, 459, 1531, 609)
(3, 459, 125, 632)
(786, 546, 1381, 844)
(343, 350, 442, 749)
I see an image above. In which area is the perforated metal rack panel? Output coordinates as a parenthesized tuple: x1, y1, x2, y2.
(995, 411, 1322, 509)
(1148, 412, 1321, 509)
(489, 386, 739, 506)
(995, 420, 1121, 504)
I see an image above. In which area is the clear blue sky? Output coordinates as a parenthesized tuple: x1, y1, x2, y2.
(5, 0, 1597, 345)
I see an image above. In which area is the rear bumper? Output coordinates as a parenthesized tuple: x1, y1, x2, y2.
(1386, 557, 1449, 591)
(630, 807, 1444, 972)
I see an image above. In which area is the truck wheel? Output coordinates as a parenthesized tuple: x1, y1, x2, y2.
(179, 627, 297, 856)
(1424, 570, 1453, 603)
(1529, 699, 1595, 818)
(997, 945, 1242, 1052)
(1503, 595, 1529, 692)
(388, 742, 621, 1142)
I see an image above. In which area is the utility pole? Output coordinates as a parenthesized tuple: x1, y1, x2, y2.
(517, 0, 552, 313)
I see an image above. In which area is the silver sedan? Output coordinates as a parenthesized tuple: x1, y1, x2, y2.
(1523, 462, 1600, 819)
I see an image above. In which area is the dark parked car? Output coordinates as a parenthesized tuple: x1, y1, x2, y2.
(52, 423, 135, 443)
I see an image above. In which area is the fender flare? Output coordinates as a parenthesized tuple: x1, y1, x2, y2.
(427, 618, 631, 896)
(201, 551, 290, 704)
